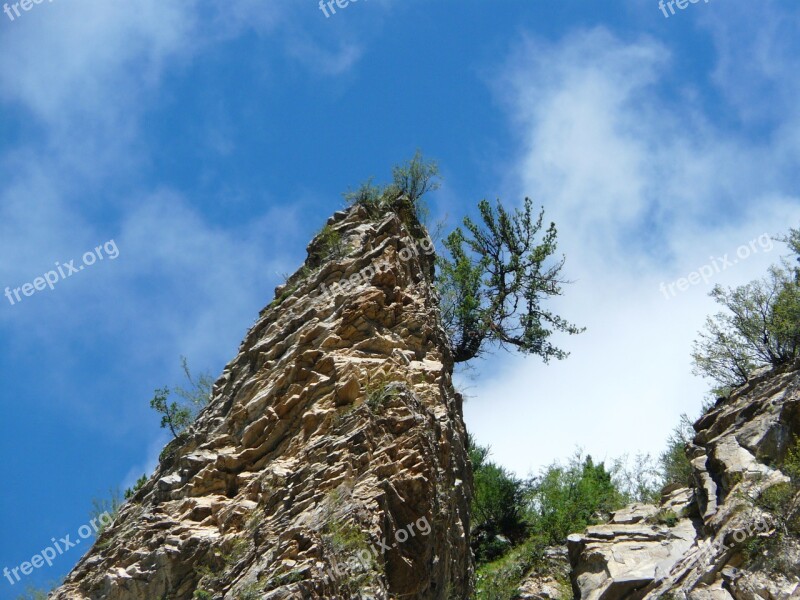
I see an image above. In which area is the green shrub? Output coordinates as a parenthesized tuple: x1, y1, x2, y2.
(783, 435, 800, 484)
(469, 435, 529, 564)
(470, 444, 627, 596)
(321, 516, 381, 594)
(649, 508, 680, 528)
(755, 436, 800, 537)
(364, 376, 401, 413)
(268, 265, 313, 309)
(526, 452, 625, 546)
(323, 517, 370, 556)
(150, 357, 213, 439)
(15, 587, 51, 600)
(222, 538, 250, 566)
(193, 590, 212, 600)
(344, 151, 439, 229)
(235, 582, 263, 600)
(473, 536, 548, 600)
(742, 436, 800, 574)
(660, 414, 695, 489)
(124, 474, 148, 500)
(312, 224, 346, 262)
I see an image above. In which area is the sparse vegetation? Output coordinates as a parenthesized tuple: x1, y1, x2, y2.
(321, 516, 382, 594)
(269, 265, 314, 309)
(692, 231, 800, 389)
(222, 537, 250, 567)
(150, 356, 213, 439)
(755, 436, 800, 536)
(15, 587, 51, 600)
(266, 568, 306, 589)
(364, 376, 402, 413)
(659, 414, 695, 489)
(311, 224, 346, 262)
(344, 150, 439, 231)
(742, 436, 800, 574)
(89, 487, 124, 534)
(245, 507, 265, 534)
(649, 508, 680, 528)
(125, 474, 148, 500)
(235, 581, 264, 600)
(474, 536, 549, 600)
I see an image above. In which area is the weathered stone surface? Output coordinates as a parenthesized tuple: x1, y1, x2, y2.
(53, 206, 472, 599)
(515, 547, 571, 600)
(568, 363, 800, 600)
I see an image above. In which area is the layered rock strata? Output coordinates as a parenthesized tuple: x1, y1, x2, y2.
(566, 363, 800, 600)
(53, 205, 472, 600)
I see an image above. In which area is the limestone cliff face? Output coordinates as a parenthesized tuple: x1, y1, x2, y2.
(53, 205, 473, 599)
(565, 363, 800, 600)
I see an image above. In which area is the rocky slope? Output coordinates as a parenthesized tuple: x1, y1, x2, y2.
(53, 205, 472, 599)
(564, 363, 800, 600)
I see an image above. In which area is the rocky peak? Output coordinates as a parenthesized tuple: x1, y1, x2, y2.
(53, 205, 473, 599)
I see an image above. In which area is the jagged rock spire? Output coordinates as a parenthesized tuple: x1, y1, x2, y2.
(53, 205, 473, 599)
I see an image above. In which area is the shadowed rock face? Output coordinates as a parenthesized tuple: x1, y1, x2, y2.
(53, 205, 473, 600)
(566, 364, 800, 600)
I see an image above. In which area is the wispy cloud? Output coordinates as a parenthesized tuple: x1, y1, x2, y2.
(464, 22, 800, 476)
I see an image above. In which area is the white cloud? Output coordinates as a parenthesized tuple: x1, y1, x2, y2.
(0, 1, 198, 124)
(465, 25, 800, 477)
(0, 0, 319, 436)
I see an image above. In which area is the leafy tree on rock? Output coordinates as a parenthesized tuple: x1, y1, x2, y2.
(693, 254, 800, 391)
(437, 197, 584, 363)
(343, 154, 584, 364)
(150, 356, 213, 439)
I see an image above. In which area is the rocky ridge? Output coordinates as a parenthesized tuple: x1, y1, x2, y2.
(53, 205, 472, 599)
(561, 363, 800, 600)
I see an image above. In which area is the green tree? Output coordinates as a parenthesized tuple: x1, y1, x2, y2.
(526, 452, 625, 545)
(469, 436, 529, 564)
(692, 263, 800, 389)
(659, 414, 695, 489)
(150, 357, 213, 438)
(437, 198, 584, 363)
(343, 154, 582, 364)
(150, 386, 192, 438)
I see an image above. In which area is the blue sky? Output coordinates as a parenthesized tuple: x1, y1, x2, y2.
(2, 0, 800, 595)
